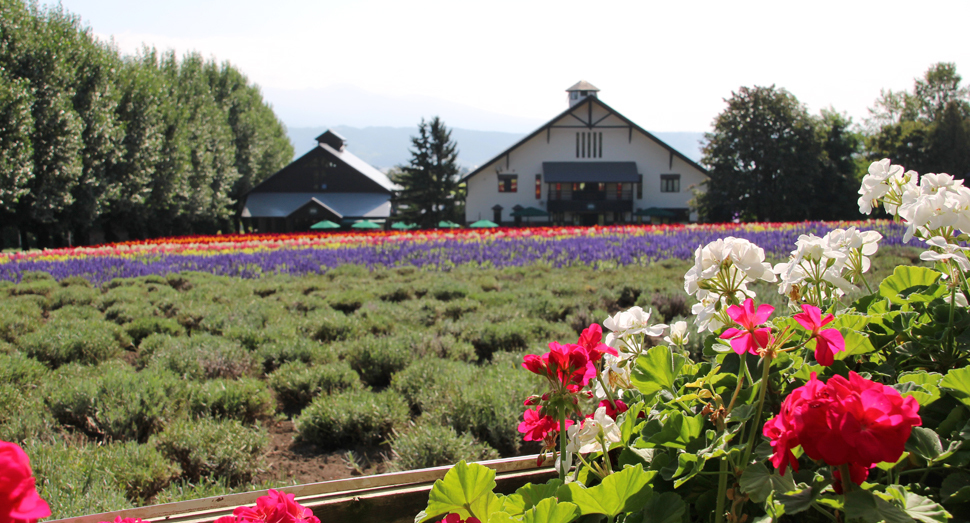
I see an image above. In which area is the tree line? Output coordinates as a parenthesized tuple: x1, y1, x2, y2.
(697, 62, 970, 222)
(0, 0, 293, 248)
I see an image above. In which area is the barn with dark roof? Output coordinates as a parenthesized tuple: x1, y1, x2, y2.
(240, 130, 396, 232)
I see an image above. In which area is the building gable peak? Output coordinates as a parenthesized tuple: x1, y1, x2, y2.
(566, 80, 599, 107)
(315, 129, 347, 151)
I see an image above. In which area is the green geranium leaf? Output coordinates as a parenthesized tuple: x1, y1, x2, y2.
(670, 452, 704, 487)
(830, 313, 870, 331)
(833, 330, 875, 360)
(896, 371, 943, 406)
(625, 492, 686, 523)
(502, 480, 564, 516)
(775, 487, 816, 515)
(879, 266, 943, 305)
(558, 464, 655, 517)
(423, 461, 502, 523)
(739, 462, 797, 503)
(844, 490, 911, 523)
(520, 498, 580, 523)
(906, 426, 944, 462)
(941, 367, 970, 409)
(941, 473, 970, 504)
(646, 411, 705, 450)
(487, 512, 516, 523)
(884, 485, 951, 523)
(632, 345, 684, 399)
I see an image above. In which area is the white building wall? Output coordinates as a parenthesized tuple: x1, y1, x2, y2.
(464, 101, 707, 224)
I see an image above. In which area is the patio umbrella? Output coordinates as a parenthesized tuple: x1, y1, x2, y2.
(438, 220, 460, 228)
(469, 219, 499, 228)
(391, 222, 417, 230)
(351, 220, 381, 229)
(310, 220, 340, 229)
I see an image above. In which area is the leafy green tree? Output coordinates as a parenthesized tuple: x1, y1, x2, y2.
(392, 117, 463, 228)
(815, 109, 864, 219)
(0, 71, 34, 218)
(698, 86, 839, 222)
(927, 100, 970, 177)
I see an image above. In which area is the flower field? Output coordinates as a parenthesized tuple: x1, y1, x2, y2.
(0, 221, 910, 285)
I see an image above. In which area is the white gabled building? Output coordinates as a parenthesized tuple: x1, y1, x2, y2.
(463, 81, 707, 226)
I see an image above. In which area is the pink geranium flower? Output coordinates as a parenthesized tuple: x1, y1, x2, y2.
(219, 489, 319, 523)
(444, 514, 481, 523)
(577, 324, 617, 363)
(719, 299, 774, 356)
(0, 440, 51, 523)
(517, 407, 573, 442)
(793, 304, 845, 366)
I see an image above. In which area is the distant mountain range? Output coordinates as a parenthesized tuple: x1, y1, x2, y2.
(286, 125, 706, 171)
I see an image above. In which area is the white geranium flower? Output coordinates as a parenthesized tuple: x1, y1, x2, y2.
(603, 307, 667, 338)
(664, 321, 689, 347)
(945, 292, 969, 308)
(858, 159, 905, 214)
(920, 236, 970, 272)
(566, 406, 622, 454)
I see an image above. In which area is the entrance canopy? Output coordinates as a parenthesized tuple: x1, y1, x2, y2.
(542, 162, 639, 183)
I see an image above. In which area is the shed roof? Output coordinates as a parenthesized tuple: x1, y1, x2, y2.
(566, 80, 600, 92)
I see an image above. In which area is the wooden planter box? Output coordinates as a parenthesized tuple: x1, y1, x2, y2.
(50, 455, 555, 523)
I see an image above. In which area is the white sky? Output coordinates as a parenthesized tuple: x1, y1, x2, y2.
(45, 0, 970, 133)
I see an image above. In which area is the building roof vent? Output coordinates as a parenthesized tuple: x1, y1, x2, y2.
(315, 129, 347, 151)
(566, 80, 600, 107)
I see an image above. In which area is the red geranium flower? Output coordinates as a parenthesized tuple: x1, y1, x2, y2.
(763, 372, 921, 485)
(577, 324, 617, 363)
(0, 440, 51, 523)
(443, 514, 481, 523)
(793, 304, 845, 366)
(517, 407, 573, 442)
(227, 489, 319, 523)
(720, 299, 774, 356)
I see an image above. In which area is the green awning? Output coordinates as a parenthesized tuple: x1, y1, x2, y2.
(510, 207, 549, 217)
(438, 220, 460, 228)
(391, 222, 417, 230)
(351, 220, 381, 229)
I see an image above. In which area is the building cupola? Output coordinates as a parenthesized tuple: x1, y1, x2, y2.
(566, 80, 599, 107)
(315, 129, 347, 151)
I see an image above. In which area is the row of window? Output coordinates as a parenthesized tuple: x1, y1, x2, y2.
(498, 174, 680, 195)
(577, 132, 603, 158)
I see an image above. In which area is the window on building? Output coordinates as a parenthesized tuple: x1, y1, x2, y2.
(498, 175, 518, 193)
(661, 174, 681, 193)
(535, 174, 541, 199)
(575, 132, 603, 158)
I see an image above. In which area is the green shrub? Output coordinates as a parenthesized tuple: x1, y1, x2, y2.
(256, 337, 335, 374)
(146, 334, 255, 380)
(0, 384, 57, 444)
(9, 279, 56, 298)
(0, 351, 48, 386)
(388, 423, 498, 472)
(50, 285, 98, 309)
(328, 289, 372, 313)
(462, 320, 535, 361)
(98, 285, 149, 310)
(18, 319, 129, 367)
(58, 275, 92, 287)
(326, 264, 369, 281)
(379, 285, 413, 302)
(187, 378, 275, 423)
(125, 316, 185, 345)
(104, 301, 156, 325)
(295, 389, 408, 449)
(308, 308, 359, 342)
(390, 357, 475, 408)
(154, 477, 296, 504)
(48, 304, 103, 322)
(44, 363, 184, 442)
(0, 298, 43, 342)
(25, 439, 133, 519)
(268, 361, 363, 412)
(344, 335, 415, 388)
(430, 282, 470, 301)
(153, 417, 267, 485)
(98, 441, 180, 502)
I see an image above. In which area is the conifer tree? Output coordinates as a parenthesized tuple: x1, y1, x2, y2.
(392, 117, 462, 228)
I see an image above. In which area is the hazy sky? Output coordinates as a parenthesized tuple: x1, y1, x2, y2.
(45, 0, 970, 133)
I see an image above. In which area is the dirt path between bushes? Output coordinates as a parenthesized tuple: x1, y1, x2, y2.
(256, 420, 389, 485)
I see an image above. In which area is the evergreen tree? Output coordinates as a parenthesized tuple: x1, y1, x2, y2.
(0, 71, 34, 220)
(392, 117, 462, 228)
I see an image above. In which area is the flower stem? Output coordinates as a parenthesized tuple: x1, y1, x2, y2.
(714, 457, 729, 523)
(947, 285, 958, 360)
(596, 373, 619, 412)
(725, 352, 746, 415)
(838, 463, 852, 495)
(741, 356, 772, 468)
(558, 409, 568, 482)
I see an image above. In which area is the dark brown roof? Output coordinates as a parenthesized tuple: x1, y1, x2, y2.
(566, 80, 599, 92)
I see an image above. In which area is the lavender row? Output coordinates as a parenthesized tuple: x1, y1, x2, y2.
(0, 222, 911, 285)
